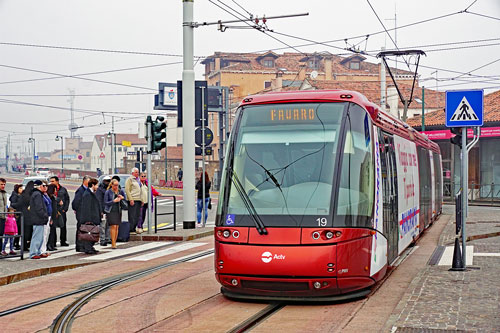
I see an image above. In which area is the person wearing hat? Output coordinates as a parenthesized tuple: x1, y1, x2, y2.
(29, 180, 49, 259)
(96, 176, 111, 246)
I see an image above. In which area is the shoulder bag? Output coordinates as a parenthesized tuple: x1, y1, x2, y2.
(77, 222, 100, 242)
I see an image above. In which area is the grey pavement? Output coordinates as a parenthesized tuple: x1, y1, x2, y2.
(387, 204, 500, 332)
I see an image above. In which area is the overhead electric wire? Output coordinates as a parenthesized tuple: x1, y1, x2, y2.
(0, 62, 181, 89)
(208, 0, 308, 57)
(466, 11, 500, 22)
(0, 41, 206, 59)
(0, 92, 155, 97)
(0, 98, 156, 115)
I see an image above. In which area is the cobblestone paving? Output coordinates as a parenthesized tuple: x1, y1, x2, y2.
(386, 205, 500, 332)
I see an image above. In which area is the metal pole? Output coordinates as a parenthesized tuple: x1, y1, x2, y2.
(380, 48, 386, 111)
(421, 87, 425, 131)
(461, 127, 467, 268)
(112, 116, 115, 173)
(146, 121, 153, 234)
(61, 137, 64, 173)
(201, 86, 206, 227)
(182, 0, 196, 229)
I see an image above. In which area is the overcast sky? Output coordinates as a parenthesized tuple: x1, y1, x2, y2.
(0, 0, 499, 154)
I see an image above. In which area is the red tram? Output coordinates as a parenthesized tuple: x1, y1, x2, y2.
(214, 90, 443, 301)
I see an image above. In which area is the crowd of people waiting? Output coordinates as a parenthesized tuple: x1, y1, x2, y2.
(0, 167, 211, 259)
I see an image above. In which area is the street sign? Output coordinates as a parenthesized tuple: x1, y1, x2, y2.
(99, 152, 105, 158)
(446, 90, 484, 127)
(121, 140, 132, 147)
(34, 155, 39, 160)
(195, 127, 214, 146)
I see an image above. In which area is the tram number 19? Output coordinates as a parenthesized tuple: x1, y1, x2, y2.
(316, 217, 328, 227)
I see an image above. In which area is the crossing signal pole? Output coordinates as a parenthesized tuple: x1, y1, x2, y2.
(146, 115, 167, 234)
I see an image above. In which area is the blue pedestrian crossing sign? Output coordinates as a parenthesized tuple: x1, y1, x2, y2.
(446, 90, 483, 127)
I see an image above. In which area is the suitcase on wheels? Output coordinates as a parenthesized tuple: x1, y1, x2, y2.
(117, 221, 130, 242)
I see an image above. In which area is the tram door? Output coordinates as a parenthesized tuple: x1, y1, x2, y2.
(379, 131, 399, 264)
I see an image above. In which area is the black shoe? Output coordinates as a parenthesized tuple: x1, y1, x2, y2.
(14, 245, 21, 251)
(85, 249, 100, 255)
(47, 246, 57, 251)
(76, 248, 84, 253)
(60, 242, 69, 247)
(100, 242, 107, 246)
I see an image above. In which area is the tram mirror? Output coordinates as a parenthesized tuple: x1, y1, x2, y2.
(344, 131, 354, 154)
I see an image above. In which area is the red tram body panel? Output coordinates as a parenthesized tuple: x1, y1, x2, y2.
(214, 90, 442, 301)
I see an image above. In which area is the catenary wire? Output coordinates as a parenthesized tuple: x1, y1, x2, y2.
(0, 62, 181, 88)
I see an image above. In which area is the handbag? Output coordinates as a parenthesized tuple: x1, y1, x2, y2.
(54, 212, 64, 228)
(208, 198, 212, 210)
(120, 200, 128, 211)
(77, 222, 100, 242)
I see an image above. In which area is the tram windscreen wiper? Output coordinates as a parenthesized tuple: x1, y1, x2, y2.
(228, 167, 268, 235)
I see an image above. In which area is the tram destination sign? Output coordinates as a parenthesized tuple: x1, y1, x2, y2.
(445, 89, 484, 127)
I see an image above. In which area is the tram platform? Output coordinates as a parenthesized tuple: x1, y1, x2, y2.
(0, 224, 214, 287)
(129, 224, 214, 242)
(385, 204, 500, 332)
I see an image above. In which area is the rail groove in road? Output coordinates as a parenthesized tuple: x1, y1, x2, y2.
(0, 249, 214, 320)
(227, 303, 285, 333)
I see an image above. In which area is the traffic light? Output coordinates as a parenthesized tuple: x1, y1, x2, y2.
(450, 127, 462, 149)
(149, 116, 167, 152)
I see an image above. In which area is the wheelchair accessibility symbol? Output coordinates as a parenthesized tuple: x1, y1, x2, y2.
(225, 214, 235, 225)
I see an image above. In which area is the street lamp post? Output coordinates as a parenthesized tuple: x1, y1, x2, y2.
(55, 135, 63, 175)
(28, 137, 35, 173)
(415, 87, 425, 132)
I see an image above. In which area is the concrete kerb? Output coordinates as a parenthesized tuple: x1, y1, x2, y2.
(0, 263, 92, 286)
(129, 228, 214, 242)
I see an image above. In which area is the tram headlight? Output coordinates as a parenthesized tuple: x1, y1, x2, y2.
(222, 230, 230, 238)
(335, 231, 342, 238)
(312, 231, 321, 240)
(232, 230, 240, 239)
(313, 282, 321, 289)
(325, 231, 334, 239)
(231, 279, 238, 286)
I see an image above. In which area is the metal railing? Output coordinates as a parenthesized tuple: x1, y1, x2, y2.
(444, 182, 500, 206)
(0, 212, 24, 260)
(153, 195, 177, 233)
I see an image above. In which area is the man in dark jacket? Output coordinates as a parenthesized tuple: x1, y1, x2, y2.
(50, 176, 70, 247)
(29, 180, 49, 259)
(78, 178, 101, 254)
(96, 176, 111, 246)
(72, 175, 90, 252)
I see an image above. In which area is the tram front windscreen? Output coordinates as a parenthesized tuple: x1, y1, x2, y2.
(218, 102, 346, 227)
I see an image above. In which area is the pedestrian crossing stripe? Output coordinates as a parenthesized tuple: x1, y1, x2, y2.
(450, 96, 479, 122)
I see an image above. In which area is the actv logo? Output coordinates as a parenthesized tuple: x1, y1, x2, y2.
(261, 251, 286, 263)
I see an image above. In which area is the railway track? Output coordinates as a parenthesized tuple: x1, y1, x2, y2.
(0, 250, 214, 321)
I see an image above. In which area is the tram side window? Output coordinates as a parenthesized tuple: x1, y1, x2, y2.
(336, 104, 374, 226)
(417, 147, 431, 222)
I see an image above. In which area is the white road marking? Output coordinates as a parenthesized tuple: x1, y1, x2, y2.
(81, 242, 172, 261)
(437, 245, 474, 266)
(474, 253, 500, 257)
(126, 242, 207, 262)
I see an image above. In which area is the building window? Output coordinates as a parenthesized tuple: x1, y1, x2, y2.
(86, 152, 90, 157)
(349, 61, 360, 70)
(264, 81, 272, 89)
(308, 58, 319, 69)
(118, 147, 122, 152)
(262, 59, 274, 68)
